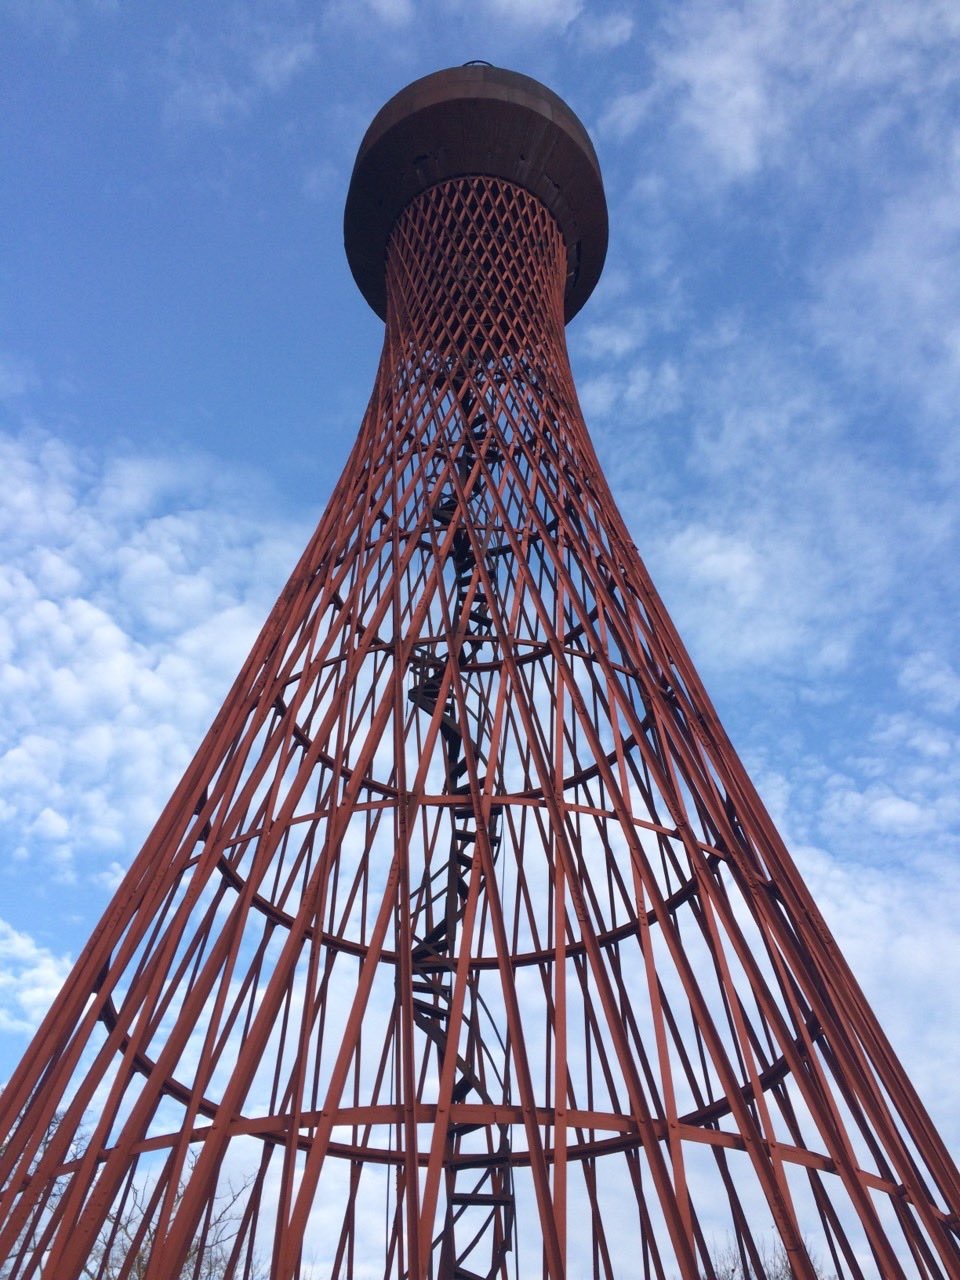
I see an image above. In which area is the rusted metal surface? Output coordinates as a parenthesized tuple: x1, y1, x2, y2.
(344, 63, 608, 323)
(2, 71, 960, 1280)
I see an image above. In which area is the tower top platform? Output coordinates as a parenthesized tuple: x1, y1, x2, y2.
(343, 63, 608, 323)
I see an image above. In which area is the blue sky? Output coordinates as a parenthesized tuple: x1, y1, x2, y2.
(1, 0, 958, 1161)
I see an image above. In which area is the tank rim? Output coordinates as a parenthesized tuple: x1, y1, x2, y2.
(343, 64, 608, 323)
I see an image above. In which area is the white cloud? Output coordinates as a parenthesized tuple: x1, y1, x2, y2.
(0, 918, 72, 1036)
(30, 806, 70, 841)
(655, 523, 833, 669)
(794, 839, 960, 1147)
(598, 88, 652, 141)
(249, 30, 315, 91)
(754, 707, 960, 870)
(824, 784, 937, 836)
(899, 652, 960, 715)
(322, 0, 415, 31)
(363, 0, 415, 23)
(302, 160, 338, 203)
(0, 350, 37, 401)
(577, 372, 620, 419)
(582, 299, 955, 701)
(164, 73, 248, 128)
(0, 427, 305, 890)
(580, 311, 649, 360)
(477, 0, 582, 29)
(578, 10, 633, 51)
(656, 2, 788, 180)
(743, 691, 960, 1146)
(812, 145, 960, 431)
(0, 0, 116, 43)
(162, 16, 316, 127)
(603, 0, 960, 181)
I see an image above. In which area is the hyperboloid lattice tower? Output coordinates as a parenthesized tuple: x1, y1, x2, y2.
(2, 63, 959, 1280)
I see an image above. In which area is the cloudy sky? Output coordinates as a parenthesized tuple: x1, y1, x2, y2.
(2, 0, 958, 1158)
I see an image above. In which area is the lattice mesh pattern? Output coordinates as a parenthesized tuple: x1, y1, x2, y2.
(1, 177, 959, 1280)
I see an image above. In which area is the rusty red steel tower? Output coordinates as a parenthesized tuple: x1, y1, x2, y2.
(1, 63, 959, 1280)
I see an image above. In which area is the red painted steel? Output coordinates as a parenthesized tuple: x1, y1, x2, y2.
(2, 68, 960, 1280)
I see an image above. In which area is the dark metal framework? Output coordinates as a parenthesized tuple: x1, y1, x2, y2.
(2, 67, 960, 1280)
